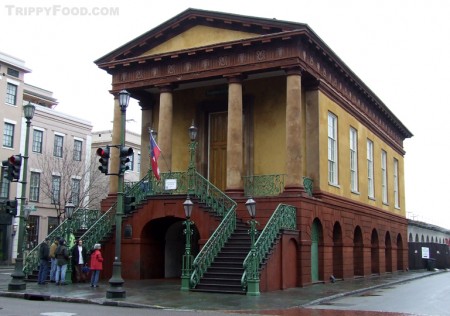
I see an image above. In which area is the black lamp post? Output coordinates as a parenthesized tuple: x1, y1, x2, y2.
(9, 102, 35, 291)
(245, 197, 260, 296)
(107, 90, 129, 299)
(64, 201, 75, 283)
(188, 122, 198, 195)
(181, 196, 194, 290)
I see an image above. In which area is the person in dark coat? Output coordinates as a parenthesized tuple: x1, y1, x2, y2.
(71, 239, 88, 283)
(89, 243, 103, 287)
(37, 237, 50, 285)
(55, 239, 69, 285)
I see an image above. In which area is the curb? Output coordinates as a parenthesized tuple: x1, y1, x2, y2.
(300, 270, 447, 307)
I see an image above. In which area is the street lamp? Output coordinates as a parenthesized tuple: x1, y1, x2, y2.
(64, 201, 75, 283)
(181, 196, 194, 290)
(245, 197, 260, 296)
(9, 102, 35, 291)
(106, 90, 129, 299)
(188, 122, 198, 195)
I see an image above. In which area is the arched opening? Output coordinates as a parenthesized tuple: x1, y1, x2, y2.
(371, 229, 380, 274)
(311, 218, 323, 282)
(415, 234, 419, 242)
(332, 221, 343, 279)
(385, 231, 392, 272)
(353, 226, 364, 277)
(140, 216, 200, 279)
(397, 234, 404, 271)
(408, 233, 413, 242)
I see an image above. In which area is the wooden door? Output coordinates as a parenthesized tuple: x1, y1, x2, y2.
(209, 112, 227, 191)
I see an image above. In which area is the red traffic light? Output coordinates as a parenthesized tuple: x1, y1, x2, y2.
(8, 155, 22, 166)
(96, 147, 110, 158)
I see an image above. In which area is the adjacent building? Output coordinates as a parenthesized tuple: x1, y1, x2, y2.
(92, 9, 413, 293)
(0, 51, 31, 264)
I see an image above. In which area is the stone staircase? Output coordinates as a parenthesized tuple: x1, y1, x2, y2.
(192, 220, 251, 294)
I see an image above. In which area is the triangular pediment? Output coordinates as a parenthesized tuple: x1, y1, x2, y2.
(95, 8, 305, 65)
(140, 25, 258, 57)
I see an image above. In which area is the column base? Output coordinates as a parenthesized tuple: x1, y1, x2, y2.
(106, 261, 126, 299)
(8, 257, 26, 291)
(246, 279, 260, 296)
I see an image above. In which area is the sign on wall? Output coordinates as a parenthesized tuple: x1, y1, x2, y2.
(421, 247, 430, 259)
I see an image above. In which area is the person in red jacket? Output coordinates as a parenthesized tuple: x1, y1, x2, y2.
(89, 243, 103, 287)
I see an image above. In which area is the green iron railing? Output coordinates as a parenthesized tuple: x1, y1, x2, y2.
(189, 171, 237, 288)
(125, 171, 189, 200)
(241, 204, 297, 291)
(80, 204, 117, 252)
(243, 174, 285, 197)
(23, 208, 100, 276)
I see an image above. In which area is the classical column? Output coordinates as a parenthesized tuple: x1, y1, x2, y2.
(139, 101, 154, 179)
(158, 85, 173, 173)
(109, 95, 121, 194)
(285, 67, 303, 192)
(226, 76, 244, 194)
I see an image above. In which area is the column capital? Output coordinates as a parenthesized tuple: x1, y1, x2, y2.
(225, 74, 245, 84)
(283, 66, 305, 76)
(157, 84, 175, 93)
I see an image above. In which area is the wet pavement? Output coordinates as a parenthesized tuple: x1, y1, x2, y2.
(0, 265, 445, 315)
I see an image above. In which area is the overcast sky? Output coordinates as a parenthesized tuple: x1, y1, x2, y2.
(2, 0, 450, 229)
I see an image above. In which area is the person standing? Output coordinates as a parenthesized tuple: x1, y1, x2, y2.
(71, 239, 88, 283)
(55, 239, 69, 285)
(37, 238, 50, 285)
(49, 236, 60, 282)
(90, 243, 103, 288)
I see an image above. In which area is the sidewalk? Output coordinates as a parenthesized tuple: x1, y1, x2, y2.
(0, 266, 446, 312)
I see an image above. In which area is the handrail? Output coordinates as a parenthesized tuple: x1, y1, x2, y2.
(241, 204, 296, 291)
(23, 208, 100, 276)
(189, 171, 237, 288)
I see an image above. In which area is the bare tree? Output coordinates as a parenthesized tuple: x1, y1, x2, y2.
(34, 145, 108, 223)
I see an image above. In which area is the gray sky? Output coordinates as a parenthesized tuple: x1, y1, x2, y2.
(3, 0, 450, 229)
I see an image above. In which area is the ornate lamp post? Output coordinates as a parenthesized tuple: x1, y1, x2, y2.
(9, 102, 35, 291)
(106, 90, 129, 299)
(181, 196, 194, 290)
(64, 201, 75, 283)
(188, 122, 198, 195)
(245, 197, 260, 296)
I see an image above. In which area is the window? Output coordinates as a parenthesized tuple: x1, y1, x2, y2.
(51, 176, 61, 204)
(48, 217, 58, 235)
(73, 140, 82, 161)
(394, 158, 400, 208)
(29, 172, 40, 202)
(32, 130, 43, 153)
(381, 150, 388, 204)
(0, 174, 9, 199)
(53, 135, 64, 157)
(137, 153, 141, 173)
(128, 153, 134, 171)
(5, 83, 18, 105)
(349, 127, 358, 192)
(327, 112, 338, 185)
(7, 68, 19, 78)
(3, 122, 14, 148)
(26, 215, 39, 250)
(71, 178, 81, 206)
(367, 139, 374, 198)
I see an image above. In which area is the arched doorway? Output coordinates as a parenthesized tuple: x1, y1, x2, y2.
(332, 222, 343, 279)
(397, 234, 404, 271)
(311, 218, 323, 282)
(353, 226, 364, 277)
(385, 231, 392, 272)
(371, 229, 380, 274)
(140, 217, 199, 279)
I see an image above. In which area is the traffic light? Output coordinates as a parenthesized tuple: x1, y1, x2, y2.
(5, 155, 22, 181)
(119, 146, 133, 174)
(5, 200, 18, 216)
(123, 195, 136, 214)
(96, 147, 110, 174)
